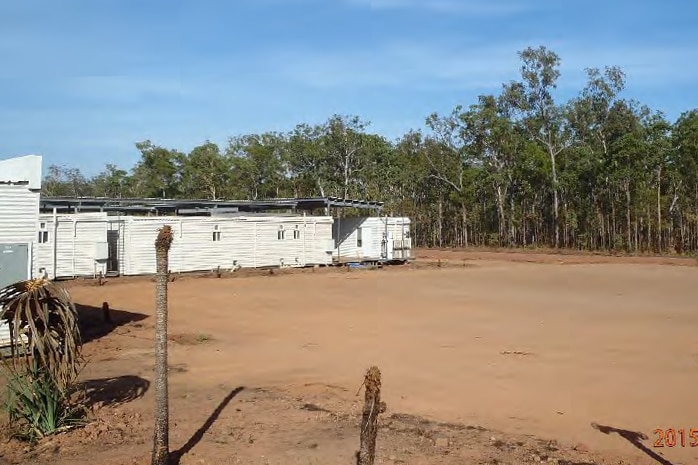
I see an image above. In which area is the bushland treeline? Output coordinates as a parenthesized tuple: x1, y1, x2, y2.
(43, 46, 698, 254)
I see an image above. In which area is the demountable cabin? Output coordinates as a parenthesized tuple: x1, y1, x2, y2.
(0, 154, 42, 347)
(333, 216, 412, 263)
(35, 212, 111, 279)
(37, 196, 413, 276)
(112, 213, 335, 276)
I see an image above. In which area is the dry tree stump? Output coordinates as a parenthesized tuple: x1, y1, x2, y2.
(357, 366, 386, 465)
(101, 301, 112, 324)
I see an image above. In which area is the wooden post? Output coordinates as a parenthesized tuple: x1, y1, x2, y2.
(357, 366, 385, 465)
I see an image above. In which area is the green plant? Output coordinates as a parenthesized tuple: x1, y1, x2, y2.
(0, 278, 85, 440)
(196, 333, 212, 343)
(1, 358, 86, 440)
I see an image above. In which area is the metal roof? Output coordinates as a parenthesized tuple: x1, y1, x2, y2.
(39, 196, 384, 214)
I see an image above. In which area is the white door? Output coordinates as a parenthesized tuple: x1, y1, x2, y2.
(360, 227, 373, 257)
(386, 232, 394, 260)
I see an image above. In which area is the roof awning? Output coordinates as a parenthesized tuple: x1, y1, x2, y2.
(39, 196, 384, 214)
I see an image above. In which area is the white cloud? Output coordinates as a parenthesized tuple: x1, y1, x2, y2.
(62, 76, 194, 102)
(269, 39, 698, 94)
(344, 0, 532, 14)
(271, 40, 537, 91)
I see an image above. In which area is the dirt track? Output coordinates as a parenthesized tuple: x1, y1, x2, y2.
(2, 249, 697, 465)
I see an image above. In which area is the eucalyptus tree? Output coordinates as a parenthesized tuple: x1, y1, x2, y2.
(505, 46, 572, 247)
(131, 140, 185, 198)
(180, 142, 230, 200)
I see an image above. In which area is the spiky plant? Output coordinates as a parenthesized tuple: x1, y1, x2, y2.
(152, 225, 173, 465)
(0, 278, 85, 439)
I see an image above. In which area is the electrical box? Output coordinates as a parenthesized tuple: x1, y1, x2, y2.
(93, 242, 109, 261)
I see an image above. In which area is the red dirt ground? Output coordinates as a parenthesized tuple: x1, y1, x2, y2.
(1, 248, 697, 465)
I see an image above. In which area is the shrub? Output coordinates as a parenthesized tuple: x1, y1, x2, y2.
(0, 278, 86, 440)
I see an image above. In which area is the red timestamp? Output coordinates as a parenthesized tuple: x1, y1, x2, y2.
(653, 428, 698, 447)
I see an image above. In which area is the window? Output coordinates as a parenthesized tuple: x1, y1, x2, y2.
(277, 226, 285, 240)
(38, 223, 49, 244)
(357, 227, 362, 247)
(212, 225, 221, 242)
(293, 225, 300, 240)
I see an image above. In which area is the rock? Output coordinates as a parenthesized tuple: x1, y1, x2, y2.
(572, 443, 589, 453)
(434, 436, 450, 448)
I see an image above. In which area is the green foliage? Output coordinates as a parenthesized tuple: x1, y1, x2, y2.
(0, 279, 85, 440)
(39, 45, 698, 254)
(1, 358, 86, 440)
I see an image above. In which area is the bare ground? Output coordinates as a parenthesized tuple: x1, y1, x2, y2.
(1, 248, 697, 465)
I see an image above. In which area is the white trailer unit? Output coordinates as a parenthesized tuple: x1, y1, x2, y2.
(118, 214, 334, 276)
(333, 216, 412, 263)
(35, 212, 111, 279)
(0, 155, 42, 347)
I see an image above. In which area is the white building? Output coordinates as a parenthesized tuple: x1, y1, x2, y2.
(0, 154, 42, 347)
(35, 212, 111, 279)
(38, 196, 414, 276)
(31, 210, 415, 279)
(333, 216, 412, 263)
(113, 214, 335, 275)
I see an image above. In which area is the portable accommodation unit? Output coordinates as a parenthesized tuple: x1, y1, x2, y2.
(333, 216, 412, 263)
(117, 213, 335, 276)
(0, 154, 42, 347)
(35, 212, 111, 279)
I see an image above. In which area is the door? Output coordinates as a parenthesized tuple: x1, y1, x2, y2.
(0, 243, 29, 289)
(107, 229, 120, 274)
(0, 243, 29, 348)
(386, 232, 394, 260)
(360, 226, 373, 258)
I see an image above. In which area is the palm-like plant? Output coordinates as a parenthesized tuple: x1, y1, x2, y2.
(0, 278, 84, 439)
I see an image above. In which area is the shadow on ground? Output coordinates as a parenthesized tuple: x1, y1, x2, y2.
(75, 303, 148, 344)
(169, 386, 245, 465)
(79, 375, 150, 408)
(592, 422, 676, 465)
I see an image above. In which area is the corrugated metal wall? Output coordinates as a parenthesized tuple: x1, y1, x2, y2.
(0, 184, 39, 347)
(35, 212, 110, 279)
(119, 215, 335, 276)
(333, 216, 412, 262)
(0, 185, 39, 246)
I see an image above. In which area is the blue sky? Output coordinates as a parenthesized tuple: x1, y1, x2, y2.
(1, 0, 696, 176)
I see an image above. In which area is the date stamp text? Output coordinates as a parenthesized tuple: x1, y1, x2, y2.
(653, 428, 698, 447)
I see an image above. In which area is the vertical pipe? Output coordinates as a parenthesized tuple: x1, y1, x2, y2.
(52, 207, 58, 279)
(336, 207, 341, 264)
(72, 219, 77, 278)
(302, 211, 307, 266)
(384, 213, 388, 260)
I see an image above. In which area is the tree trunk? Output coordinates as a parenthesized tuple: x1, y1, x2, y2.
(461, 203, 469, 248)
(357, 366, 385, 465)
(549, 149, 560, 248)
(437, 199, 443, 248)
(656, 168, 662, 252)
(494, 184, 506, 246)
(152, 225, 174, 465)
(625, 181, 631, 252)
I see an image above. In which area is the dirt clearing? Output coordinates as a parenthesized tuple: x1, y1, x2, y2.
(2, 251, 697, 465)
